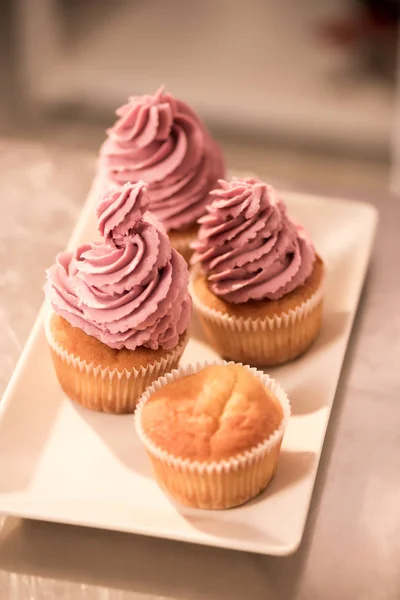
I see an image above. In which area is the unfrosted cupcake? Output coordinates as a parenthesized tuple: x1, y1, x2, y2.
(135, 362, 290, 509)
(44, 182, 191, 413)
(99, 87, 225, 263)
(190, 178, 324, 367)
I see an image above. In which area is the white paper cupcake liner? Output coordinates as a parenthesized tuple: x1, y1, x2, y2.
(189, 269, 324, 367)
(135, 360, 291, 509)
(45, 314, 188, 413)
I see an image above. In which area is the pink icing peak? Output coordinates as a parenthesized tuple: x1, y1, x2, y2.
(96, 181, 150, 245)
(110, 86, 175, 147)
(45, 180, 192, 351)
(100, 87, 225, 231)
(191, 177, 316, 303)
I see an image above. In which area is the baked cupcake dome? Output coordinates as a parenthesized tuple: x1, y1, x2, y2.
(190, 178, 324, 367)
(45, 182, 192, 413)
(135, 361, 291, 509)
(99, 87, 225, 262)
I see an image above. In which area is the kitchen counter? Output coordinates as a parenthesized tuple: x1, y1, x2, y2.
(0, 138, 399, 600)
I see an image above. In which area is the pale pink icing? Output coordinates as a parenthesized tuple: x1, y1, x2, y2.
(45, 182, 191, 350)
(191, 178, 316, 303)
(99, 87, 225, 232)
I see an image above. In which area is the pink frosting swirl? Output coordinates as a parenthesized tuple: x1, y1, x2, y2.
(45, 182, 191, 350)
(96, 181, 149, 245)
(100, 87, 225, 231)
(191, 178, 316, 303)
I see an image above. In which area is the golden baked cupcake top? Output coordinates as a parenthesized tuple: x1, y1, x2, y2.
(192, 255, 324, 320)
(48, 312, 186, 372)
(140, 364, 284, 462)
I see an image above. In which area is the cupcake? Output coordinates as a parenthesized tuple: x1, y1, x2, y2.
(135, 362, 290, 509)
(99, 86, 225, 262)
(190, 178, 324, 367)
(44, 182, 191, 413)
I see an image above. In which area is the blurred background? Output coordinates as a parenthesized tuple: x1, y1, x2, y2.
(0, 0, 398, 197)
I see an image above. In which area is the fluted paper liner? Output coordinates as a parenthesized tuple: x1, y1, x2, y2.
(189, 269, 324, 367)
(135, 360, 291, 509)
(45, 314, 188, 414)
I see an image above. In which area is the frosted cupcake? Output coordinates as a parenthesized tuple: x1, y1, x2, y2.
(99, 87, 225, 262)
(44, 182, 191, 413)
(135, 362, 290, 509)
(191, 178, 324, 367)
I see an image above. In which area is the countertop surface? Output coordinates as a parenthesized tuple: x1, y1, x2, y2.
(0, 139, 399, 600)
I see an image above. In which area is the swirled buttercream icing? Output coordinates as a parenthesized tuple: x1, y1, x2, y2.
(100, 87, 225, 231)
(191, 178, 316, 303)
(45, 182, 191, 350)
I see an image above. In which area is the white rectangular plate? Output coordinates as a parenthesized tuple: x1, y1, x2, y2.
(0, 183, 377, 556)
